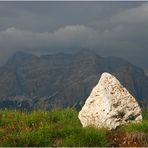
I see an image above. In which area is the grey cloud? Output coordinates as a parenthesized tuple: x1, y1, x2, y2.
(110, 2, 148, 25)
(0, 2, 148, 70)
(0, 25, 97, 64)
(98, 2, 148, 67)
(0, 2, 143, 32)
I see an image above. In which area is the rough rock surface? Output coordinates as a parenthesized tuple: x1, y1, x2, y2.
(78, 72, 142, 130)
(0, 50, 148, 110)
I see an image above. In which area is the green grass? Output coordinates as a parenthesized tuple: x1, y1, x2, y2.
(120, 120, 148, 133)
(120, 111, 148, 133)
(0, 108, 109, 147)
(0, 108, 147, 147)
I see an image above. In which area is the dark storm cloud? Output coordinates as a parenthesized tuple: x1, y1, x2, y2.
(0, 1, 143, 32)
(0, 1, 148, 70)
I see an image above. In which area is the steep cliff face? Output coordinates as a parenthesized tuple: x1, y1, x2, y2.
(0, 50, 147, 109)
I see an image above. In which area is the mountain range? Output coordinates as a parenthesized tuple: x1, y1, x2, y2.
(0, 49, 147, 110)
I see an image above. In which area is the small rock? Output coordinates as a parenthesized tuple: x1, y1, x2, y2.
(78, 72, 142, 130)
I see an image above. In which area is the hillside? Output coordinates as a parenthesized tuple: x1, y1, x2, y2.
(0, 50, 148, 109)
(0, 108, 147, 147)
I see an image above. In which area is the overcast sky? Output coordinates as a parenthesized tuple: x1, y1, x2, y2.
(0, 1, 148, 71)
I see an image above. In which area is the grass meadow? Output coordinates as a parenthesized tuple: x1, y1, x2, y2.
(0, 108, 147, 147)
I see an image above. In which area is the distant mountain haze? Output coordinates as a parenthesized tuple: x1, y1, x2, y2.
(0, 49, 147, 110)
(144, 69, 148, 76)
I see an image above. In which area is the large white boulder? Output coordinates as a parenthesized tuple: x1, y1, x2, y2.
(78, 72, 142, 130)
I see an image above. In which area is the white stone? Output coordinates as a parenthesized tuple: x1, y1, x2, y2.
(78, 72, 142, 130)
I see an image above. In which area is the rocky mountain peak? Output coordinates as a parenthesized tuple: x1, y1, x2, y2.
(0, 50, 147, 110)
(6, 51, 37, 65)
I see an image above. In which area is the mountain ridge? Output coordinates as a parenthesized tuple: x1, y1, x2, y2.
(0, 50, 147, 109)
